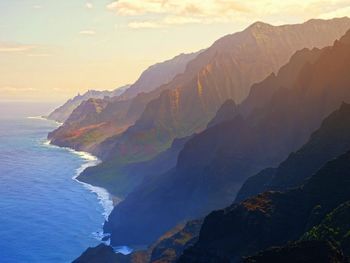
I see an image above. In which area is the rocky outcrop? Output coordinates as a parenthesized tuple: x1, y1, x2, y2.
(243, 201, 350, 263)
(73, 244, 129, 263)
(302, 201, 350, 257)
(150, 219, 202, 263)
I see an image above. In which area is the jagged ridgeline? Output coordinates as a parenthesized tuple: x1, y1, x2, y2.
(50, 17, 350, 201)
(46, 85, 130, 123)
(103, 26, 350, 247)
(64, 18, 350, 263)
(48, 52, 199, 153)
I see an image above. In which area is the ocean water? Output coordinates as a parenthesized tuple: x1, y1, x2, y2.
(0, 116, 113, 262)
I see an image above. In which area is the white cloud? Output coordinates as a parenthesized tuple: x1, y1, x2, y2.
(79, 30, 96, 35)
(33, 5, 42, 9)
(86, 2, 93, 9)
(107, 0, 249, 17)
(0, 43, 36, 53)
(27, 53, 52, 57)
(319, 6, 350, 19)
(128, 21, 166, 29)
(107, 0, 350, 29)
(1, 86, 37, 92)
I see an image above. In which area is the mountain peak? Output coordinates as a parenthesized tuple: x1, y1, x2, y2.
(207, 99, 237, 128)
(249, 21, 272, 28)
(246, 21, 273, 33)
(339, 29, 350, 44)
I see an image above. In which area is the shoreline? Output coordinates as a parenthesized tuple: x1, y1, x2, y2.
(43, 139, 115, 220)
(71, 151, 115, 220)
(27, 115, 63, 126)
(39, 117, 130, 253)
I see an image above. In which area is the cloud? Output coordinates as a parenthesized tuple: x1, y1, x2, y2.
(0, 43, 36, 53)
(33, 5, 42, 9)
(318, 5, 350, 19)
(1, 86, 37, 92)
(128, 21, 166, 29)
(27, 53, 52, 57)
(79, 30, 96, 35)
(86, 2, 93, 9)
(107, 0, 350, 29)
(107, 0, 249, 17)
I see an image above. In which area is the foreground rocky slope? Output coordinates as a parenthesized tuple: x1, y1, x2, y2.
(74, 149, 350, 263)
(178, 150, 350, 262)
(104, 28, 350, 246)
(243, 240, 347, 263)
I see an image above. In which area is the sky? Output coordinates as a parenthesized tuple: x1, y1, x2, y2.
(0, 0, 349, 103)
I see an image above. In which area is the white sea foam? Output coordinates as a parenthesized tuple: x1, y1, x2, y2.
(42, 139, 114, 220)
(27, 116, 63, 126)
(113, 246, 133, 255)
(27, 116, 47, 120)
(41, 138, 134, 253)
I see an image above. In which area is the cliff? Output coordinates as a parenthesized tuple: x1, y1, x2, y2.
(104, 28, 350, 247)
(237, 102, 350, 201)
(48, 52, 199, 154)
(47, 85, 129, 123)
(100, 17, 350, 165)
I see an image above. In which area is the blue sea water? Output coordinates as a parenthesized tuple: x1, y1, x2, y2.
(0, 115, 113, 262)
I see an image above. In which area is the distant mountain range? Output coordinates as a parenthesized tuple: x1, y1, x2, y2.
(46, 17, 350, 263)
(48, 51, 199, 153)
(47, 85, 130, 123)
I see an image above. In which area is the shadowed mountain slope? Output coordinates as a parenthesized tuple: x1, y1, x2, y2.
(104, 28, 350, 247)
(243, 240, 347, 263)
(236, 102, 350, 202)
(178, 150, 350, 262)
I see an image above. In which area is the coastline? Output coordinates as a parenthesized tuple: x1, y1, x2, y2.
(72, 150, 115, 219)
(35, 116, 114, 212)
(43, 139, 115, 220)
(38, 116, 131, 253)
(28, 115, 63, 126)
(36, 116, 117, 237)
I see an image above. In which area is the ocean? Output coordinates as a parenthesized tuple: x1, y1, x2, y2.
(0, 109, 113, 262)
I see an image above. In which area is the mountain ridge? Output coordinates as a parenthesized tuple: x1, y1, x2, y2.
(103, 27, 350, 247)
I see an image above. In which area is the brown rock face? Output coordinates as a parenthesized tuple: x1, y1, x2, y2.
(106, 17, 350, 163)
(48, 51, 199, 154)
